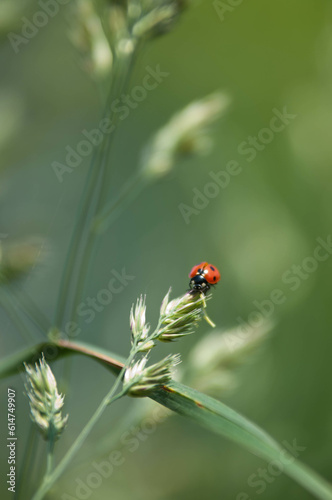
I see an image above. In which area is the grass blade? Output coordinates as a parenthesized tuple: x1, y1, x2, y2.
(151, 382, 332, 500)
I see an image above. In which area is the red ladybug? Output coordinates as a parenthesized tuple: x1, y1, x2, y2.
(189, 262, 221, 293)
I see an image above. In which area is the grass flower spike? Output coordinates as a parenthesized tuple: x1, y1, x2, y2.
(156, 290, 206, 341)
(130, 295, 147, 339)
(130, 295, 154, 351)
(124, 354, 181, 396)
(124, 287, 214, 398)
(24, 356, 68, 441)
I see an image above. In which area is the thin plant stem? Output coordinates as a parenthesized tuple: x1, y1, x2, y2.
(92, 171, 150, 233)
(46, 438, 54, 478)
(65, 53, 136, 330)
(53, 102, 113, 329)
(54, 46, 140, 332)
(70, 399, 152, 471)
(29, 433, 44, 500)
(63, 47, 144, 347)
(54, 55, 129, 330)
(89, 44, 143, 213)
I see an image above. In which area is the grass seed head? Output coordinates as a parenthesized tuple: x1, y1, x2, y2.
(124, 354, 181, 396)
(141, 92, 230, 179)
(24, 355, 68, 441)
(156, 290, 206, 341)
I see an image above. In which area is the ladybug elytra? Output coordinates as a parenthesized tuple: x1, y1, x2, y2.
(189, 261, 221, 293)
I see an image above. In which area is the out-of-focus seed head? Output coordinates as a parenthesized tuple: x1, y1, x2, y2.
(132, 4, 178, 39)
(107, 3, 135, 56)
(141, 92, 230, 180)
(130, 1, 192, 40)
(188, 320, 274, 372)
(185, 320, 274, 396)
(0, 237, 42, 284)
(69, 0, 113, 79)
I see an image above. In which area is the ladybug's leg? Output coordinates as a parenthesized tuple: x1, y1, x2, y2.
(200, 292, 216, 328)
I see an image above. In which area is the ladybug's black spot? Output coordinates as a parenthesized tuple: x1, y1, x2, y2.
(210, 266, 215, 271)
(213, 276, 216, 281)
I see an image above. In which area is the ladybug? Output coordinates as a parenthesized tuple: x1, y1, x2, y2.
(189, 262, 221, 293)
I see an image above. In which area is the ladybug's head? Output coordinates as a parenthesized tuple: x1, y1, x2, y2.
(189, 274, 210, 293)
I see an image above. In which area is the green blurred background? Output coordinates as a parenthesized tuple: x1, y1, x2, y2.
(1, 0, 332, 499)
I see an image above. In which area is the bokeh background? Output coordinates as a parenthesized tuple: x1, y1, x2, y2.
(1, 0, 332, 499)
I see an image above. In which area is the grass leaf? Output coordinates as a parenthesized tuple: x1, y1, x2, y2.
(151, 382, 332, 500)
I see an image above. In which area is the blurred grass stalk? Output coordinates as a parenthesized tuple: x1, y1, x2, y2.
(55, 1, 228, 344)
(53, 51, 136, 330)
(54, 0, 194, 332)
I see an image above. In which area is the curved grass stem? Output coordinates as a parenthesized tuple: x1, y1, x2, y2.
(92, 171, 150, 233)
